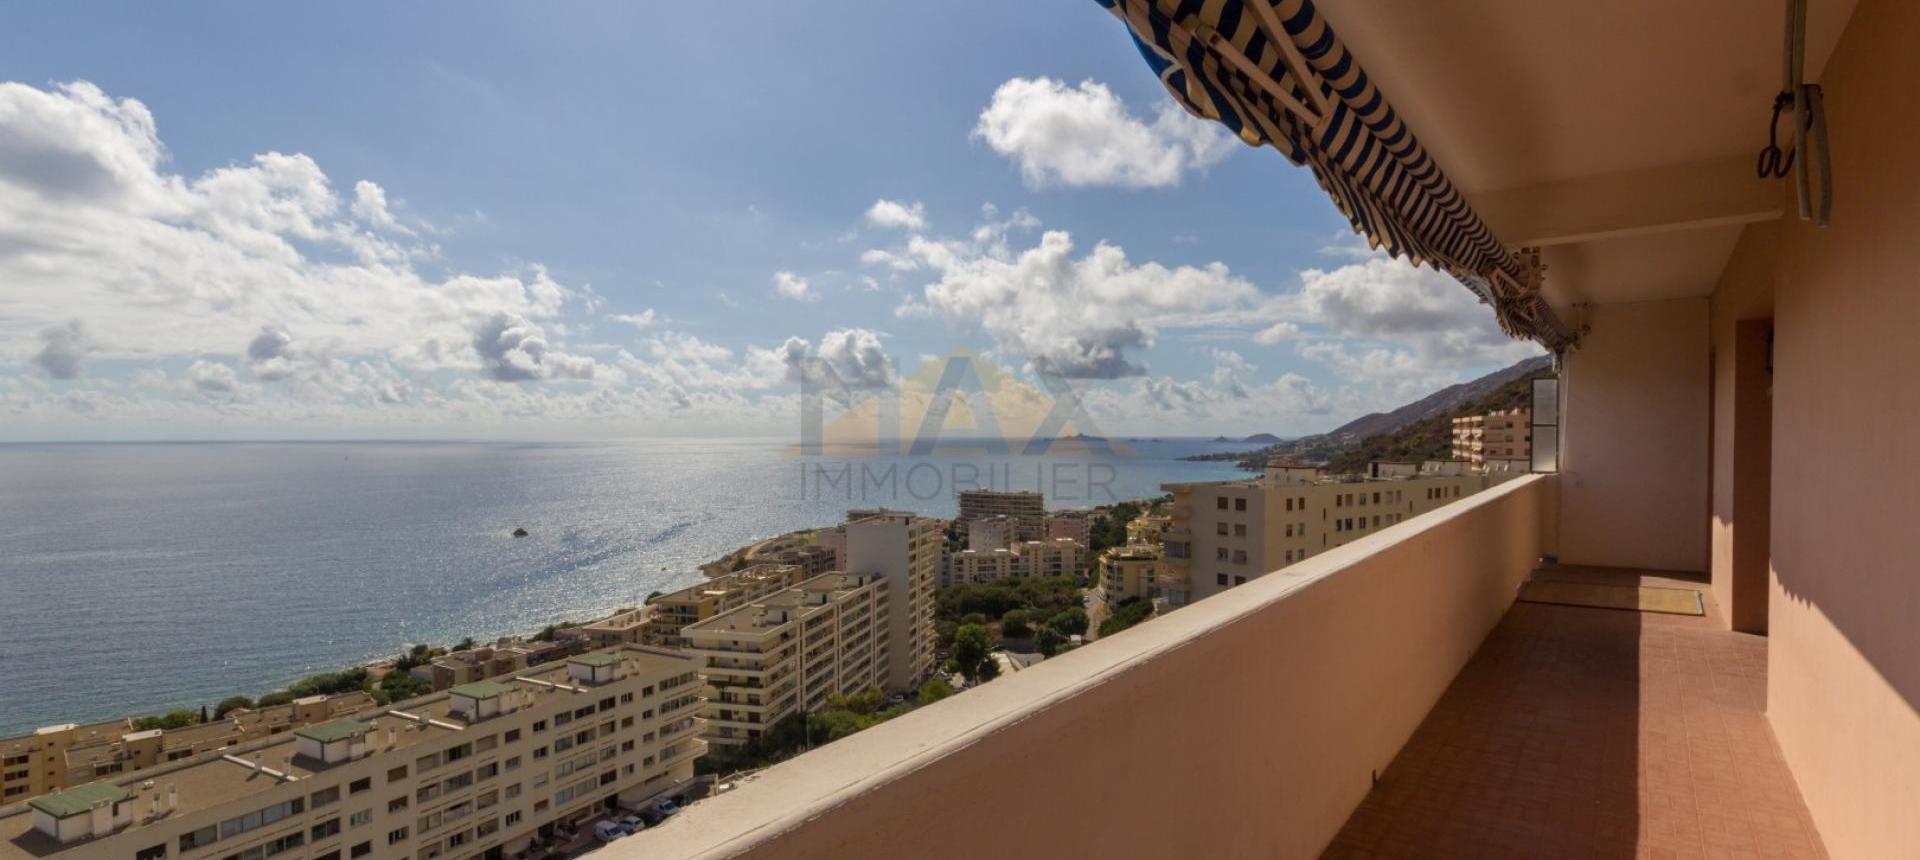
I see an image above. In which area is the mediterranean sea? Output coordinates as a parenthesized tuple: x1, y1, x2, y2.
(0, 438, 1258, 734)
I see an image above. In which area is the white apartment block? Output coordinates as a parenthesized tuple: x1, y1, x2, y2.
(0, 647, 704, 860)
(841, 511, 940, 692)
(680, 573, 890, 748)
(1162, 465, 1515, 602)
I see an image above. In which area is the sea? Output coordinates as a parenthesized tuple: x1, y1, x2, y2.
(0, 438, 1259, 735)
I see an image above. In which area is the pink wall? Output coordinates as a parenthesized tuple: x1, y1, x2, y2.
(1709, 228, 1781, 633)
(1559, 298, 1711, 572)
(628, 477, 1549, 860)
(1736, 0, 1920, 853)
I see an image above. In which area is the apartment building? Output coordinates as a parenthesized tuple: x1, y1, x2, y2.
(1125, 514, 1170, 546)
(963, 516, 1016, 552)
(841, 511, 939, 692)
(1450, 409, 1531, 467)
(637, 565, 808, 649)
(763, 545, 837, 579)
(1163, 465, 1505, 602)
(1045, 510, 1089, 547)
(421, 650, 530, 693)
(943, 539, 1085, 588)
(0, 646, 704, 860)
(1, 694, 379, 805)
(1099, 544, 1163, 604)
(953, 490, 1045, 543)
(679, 573, 890, 747)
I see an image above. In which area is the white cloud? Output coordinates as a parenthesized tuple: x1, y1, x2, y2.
(1251, 321, 1302, 344)
(188, 359, 240, 397)
(0, 81, 593, 389)
(913, 228, 1259, 378)
(973, 77, 1237, 189)
(863, 199, 926, 231)
(350, 180, 414, 236)
(609, 309, 658, 329)
(772, 271, 815, 302)
(1291, 256, 1541, 370)
(471, 313, 596, 382)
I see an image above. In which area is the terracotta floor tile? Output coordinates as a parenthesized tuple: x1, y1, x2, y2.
(1319, 566, 1830, 860)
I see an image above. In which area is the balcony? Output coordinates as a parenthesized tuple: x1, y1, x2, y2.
(619, 477, 1821, 858)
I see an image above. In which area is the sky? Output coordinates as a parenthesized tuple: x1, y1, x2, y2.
(0, 1, 1541, 442)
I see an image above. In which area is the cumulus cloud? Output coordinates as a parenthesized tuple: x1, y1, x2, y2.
(188, 359, 239, 397)
(973, 77, 1237, 189)
(32, 320, 90, 379)
(863, 199, 926, 231)
(1251, 321, 1302, 344)
(1290, 257, 1541, 371)
(772, 271, 815, 302)
(245, 325, 297, 380)
(913, 229, 1259, 378)
(0, 81, 593, 388)
(472, 313, 596, 382)
(350, 180, 414, 235)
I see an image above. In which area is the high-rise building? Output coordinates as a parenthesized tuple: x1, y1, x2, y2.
(1046, 510, 1091, 547)
(842, 511, 940, 692)
(954, 490, 1046, 543)
(1451, 409, 1531, 467)
(1162, 465, 1510, 603)
(681, 573, 890, 747)
(0, 647, 704, 860)
(1099, 544, 1163, 603)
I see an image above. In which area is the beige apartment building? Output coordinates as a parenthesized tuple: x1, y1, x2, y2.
(1450, 409, 1531, 467)
(1, 694, 378, 805)
(1124, 513, 1170, 546)
(1044, 510, 1089, 547)
(1098, 544, 1162, 604)
(943, 539, 1085, 588)
(636, 565, 808, 649)
(1163, 466, 1504, 602)
(679, 573, 890, 747)
(841, 511, 939, 692)
(953, 490, 1045, 543)
(0, 646, 704, 860)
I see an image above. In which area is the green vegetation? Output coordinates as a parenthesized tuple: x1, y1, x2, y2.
(936, 576, 1082, 625)
(1046, 606, 1088, 637)
(213, 696, 254, 719)
(256, 691, 295, 708)
(1098, 597, 1154, 638)
(948, 623, 994, 681)
(1087, 500, 1144, 556)
(131, 710, 200, 731)
(999, 609, 1033, 638)
(375, 669, 432, 704)
(1035, 626, 1065, 657)
(918, 678, 955, 705)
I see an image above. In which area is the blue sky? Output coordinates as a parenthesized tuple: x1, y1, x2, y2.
(0, 1, 1539, 441)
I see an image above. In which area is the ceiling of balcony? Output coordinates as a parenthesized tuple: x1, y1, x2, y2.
(1317, 0, 1859, 308)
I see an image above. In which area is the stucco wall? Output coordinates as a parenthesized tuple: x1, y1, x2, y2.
(1708, 227, 1781, 633)
(1738, 0, 1920, 854)
(1558, 298, 1711, 572)
(628, 477, 1548, 860)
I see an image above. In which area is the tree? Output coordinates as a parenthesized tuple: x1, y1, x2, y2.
(976, 657, 1001, 681)
(1046, 606, 1089, 637)
(453, 637, 476, 652)
(950, 623, 993, 681)
(214, 696, 254, 719)
(1099, 597, 1154, 637)
(379, 669, 431, 703)
(1036, 626, 1065, 657)
(534, 624, 560, 643)
(918, 678, 955, 705)
(256, 691, 295, 708)
(131, 710, 199, 731)
(1000, 609, 1033, 638)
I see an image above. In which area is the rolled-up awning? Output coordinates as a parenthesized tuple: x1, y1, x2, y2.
(1093, 0, 1576, 351)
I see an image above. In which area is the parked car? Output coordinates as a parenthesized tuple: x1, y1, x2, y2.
(592, 821, 628, 843)
(637, 808, 665, 827)
(618, 815, 647, 832)
(652, 797, 682, 817)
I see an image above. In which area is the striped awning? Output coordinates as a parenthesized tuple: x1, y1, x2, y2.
(1094, 0, 1576, 351)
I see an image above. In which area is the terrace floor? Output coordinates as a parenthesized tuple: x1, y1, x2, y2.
(1322, 565, 1829, 860)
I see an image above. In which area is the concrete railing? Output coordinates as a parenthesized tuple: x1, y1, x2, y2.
(624, 475, 1550, 860)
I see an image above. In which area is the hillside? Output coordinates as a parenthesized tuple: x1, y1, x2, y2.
(1187, 354, 1553, 470)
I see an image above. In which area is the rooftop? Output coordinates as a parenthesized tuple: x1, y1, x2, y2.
(25, 784, 129, 820)
(448, 681, 514, 700)
(289, 718, 370, 744)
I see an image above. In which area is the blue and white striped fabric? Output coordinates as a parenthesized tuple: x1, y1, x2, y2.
(1094, 0, 1573, 350)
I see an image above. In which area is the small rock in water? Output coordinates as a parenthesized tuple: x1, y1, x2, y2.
(511, 527, 529, 538)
